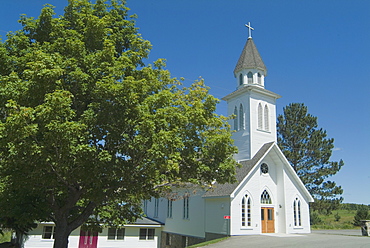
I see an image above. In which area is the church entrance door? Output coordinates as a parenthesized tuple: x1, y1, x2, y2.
(261, 207, 275, 233)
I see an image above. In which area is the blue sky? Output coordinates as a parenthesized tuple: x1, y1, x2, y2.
(0, 0, 369, 205)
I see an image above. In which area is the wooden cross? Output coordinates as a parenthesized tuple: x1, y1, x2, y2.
(245, 22, 254, 38)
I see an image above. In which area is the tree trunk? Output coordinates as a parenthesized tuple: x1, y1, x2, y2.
(53, 222, 72, 248)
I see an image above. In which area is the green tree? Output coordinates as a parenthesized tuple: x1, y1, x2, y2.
(277, 103, 344, 214)
(353, 209, 369, 226)
(0, 1, 238, 248)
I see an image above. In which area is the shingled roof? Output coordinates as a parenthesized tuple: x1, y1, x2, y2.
(203, 142, 274, 198)
(234, 38, 267, 76)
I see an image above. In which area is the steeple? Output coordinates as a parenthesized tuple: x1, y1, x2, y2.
(223, 25, 280, 161)
(234, 38, 267, 76)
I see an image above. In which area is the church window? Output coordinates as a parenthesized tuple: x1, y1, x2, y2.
(258, 73, 262, 84)
(239, 73, 243, 85)
(234, 106, 238, 131)
(293, 198, 302, 227)
(239, 104, 244, 130)
(183, 197, 189, 219)
(264, 105, 269, 131)
(167, 199, 173, 218)
(247, 72, 253, 84)
(143, 200, 148, 215)
(241, 195, 252, 227)
(260, 190, 272, 204)
(154, 198, 159, 217)
(258, 103, 263, 130)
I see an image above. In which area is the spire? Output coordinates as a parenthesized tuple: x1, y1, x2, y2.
(233, 38, 267, 77)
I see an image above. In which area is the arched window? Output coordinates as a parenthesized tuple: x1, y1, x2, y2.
(241, 195, 251, 227)
(234, 106, 238, 131)
(247, 72, 253, 84)
(258, 103, 263, 130)
(239, 73, 243, 85)
(258, 73, 262, 84)
(261, 190, 272, 204)
(239, 104, 244, 130)
(293, 198, 301, 227)
(264, 105, 269, 131)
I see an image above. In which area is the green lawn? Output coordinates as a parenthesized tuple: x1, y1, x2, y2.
(311, 209, 358, 229)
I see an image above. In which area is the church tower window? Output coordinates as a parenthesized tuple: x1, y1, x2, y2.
(247, 72, 253, 84)
(234, 106, 238, 131)
(258, 73, 262, 84)
(261, 190, 272, 204)
(239, 73, 243, 85)
(293, 198, 302, 227)
(264, 105, 269, 131)
(258, 103, 263, 130)
(239, 104, 244, 130)
(241, 195, 252, 227)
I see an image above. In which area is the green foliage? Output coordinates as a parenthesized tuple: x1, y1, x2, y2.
(0, 1, 238, 248)
(310, 211, 323, 225)
(353, 209, 369, 226)
(334, 212, 341, 222)
(310, 208, 357, 229)
(277, 103, 344, 214)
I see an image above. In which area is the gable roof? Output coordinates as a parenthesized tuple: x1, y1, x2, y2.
(203, 142, 274, 198)
(234, 38, 267, 76)
(203, 142, 314, 202)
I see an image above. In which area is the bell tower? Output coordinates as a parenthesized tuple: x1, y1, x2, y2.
(223, 23, 281, 161)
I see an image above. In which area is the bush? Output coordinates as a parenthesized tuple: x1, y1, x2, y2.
(310, 211, 323, 225)
(353, 209, 369, 226)
(334, 212, 341, 222)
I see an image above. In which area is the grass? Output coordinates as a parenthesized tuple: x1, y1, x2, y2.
(187, 237, 229, 248)
(311, 209, 358, 230)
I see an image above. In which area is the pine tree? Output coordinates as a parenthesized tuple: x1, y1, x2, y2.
(277, 103, 344, 214)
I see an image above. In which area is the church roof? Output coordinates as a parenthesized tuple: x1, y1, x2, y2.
(203, 142, 274, 198)
(233, 38, 267, 76)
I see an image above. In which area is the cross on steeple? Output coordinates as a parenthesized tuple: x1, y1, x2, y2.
(245, 22, 254, 39)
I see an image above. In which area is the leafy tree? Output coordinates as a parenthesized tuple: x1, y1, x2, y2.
(277, 103, 344, 214)
(0, 1, 238, 248)
(353, 209, 369, 226)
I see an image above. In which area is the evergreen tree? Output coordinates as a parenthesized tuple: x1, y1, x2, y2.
(277, 103, 344, 214)
(353, 208, 369, 226)
(0, 1, 238, 248)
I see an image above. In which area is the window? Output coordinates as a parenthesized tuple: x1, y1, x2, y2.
(167, 199, 173, 218)
(241, 195, 252, 227)
(154, 198, 159, 217)
(239, 73, 243, 85)
(247, 72, 253, 84)
(258, 73, 262, 84)
(264, 105, 269, 131)
(293, 198, 302, 227)
(239, 104, 244, 130)
(42, 226, 55, 239)
(108, 228, 125, 240)
(143, 200, 148, 214)
(258, 103, 263, 130)
(139, 228, 155, 240)
(183, 197, 189, 219)
(261, 190, 272, 204)
(234, 106, 238, 131)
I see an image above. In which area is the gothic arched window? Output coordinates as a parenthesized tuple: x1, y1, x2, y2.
(239, 73, 243, 85)
(241, 195, 252, 227)
(239, 104, 244, 130)
(258, 103, 263, 130)
(261, 190, 272, 204)
(247, 72, 253, 84)
(258, 73, 262, 84)
(264, 105, 269, 131)
(234, 106, 238, 131)
(293, 198, 302, 227)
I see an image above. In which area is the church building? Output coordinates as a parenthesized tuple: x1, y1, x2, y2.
(144, 24, 314, 248)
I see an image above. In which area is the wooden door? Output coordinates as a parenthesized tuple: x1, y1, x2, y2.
(78, 230, 98, 248)
(261, 207, 275, 233)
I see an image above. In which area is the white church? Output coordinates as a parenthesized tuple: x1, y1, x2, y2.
(24, 25, 313, 248)
(143, 25, 314, 247)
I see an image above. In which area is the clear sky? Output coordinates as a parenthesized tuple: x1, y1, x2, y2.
(0, 0, 369, 205)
